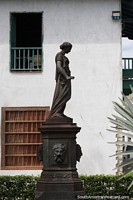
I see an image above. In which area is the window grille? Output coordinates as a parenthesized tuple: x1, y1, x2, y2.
(11, 47, 42, 71)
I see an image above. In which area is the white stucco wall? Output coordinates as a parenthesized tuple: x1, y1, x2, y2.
(0, 0, 122, 175)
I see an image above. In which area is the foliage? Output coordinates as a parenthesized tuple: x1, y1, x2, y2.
(81, 174, 133, 197)
(0, 175, 39, 200)
(108, 90, 133, 189)
(0, 175, 133, 199)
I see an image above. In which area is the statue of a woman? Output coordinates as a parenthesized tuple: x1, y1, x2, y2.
(50, 42, 74, 119)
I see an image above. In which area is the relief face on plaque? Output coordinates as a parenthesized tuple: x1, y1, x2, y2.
(53, 143, 66, 164)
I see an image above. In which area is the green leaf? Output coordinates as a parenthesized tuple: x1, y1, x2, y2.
(112, 114, 133, 127)
(109, 117, 133, 132)
(128, 180, 133, 190)
(118, 97, 132, 113)
(108, 141, 133, 146)
(115, 157, 133, 169)
(107, 129, 133, 138)
(118, 168, 133, 180)
(110, 150, 133, 157)
(123, 93, 133, 115)
(114, 105, 133, 124)
(108, 92, 133, 191)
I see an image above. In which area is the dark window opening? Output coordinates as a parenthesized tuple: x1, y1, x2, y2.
(10, 12, 43, 71)
(122, 0, 133, 95)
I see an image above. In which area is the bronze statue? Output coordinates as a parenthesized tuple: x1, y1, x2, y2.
(50, 42, 74, 119)
(35, 44, 85, 198)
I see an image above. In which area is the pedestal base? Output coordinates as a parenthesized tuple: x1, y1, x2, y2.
(36, 190, 84, 200)
(35, 119, 85, 200)
(36, 179, 84, 199)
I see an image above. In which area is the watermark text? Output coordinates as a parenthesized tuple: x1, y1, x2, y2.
(76, 195, 129, 199)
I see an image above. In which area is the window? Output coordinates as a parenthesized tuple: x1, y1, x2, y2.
(122, 39, 133, 95)
(1, 107, 49, 170)
(10, 13, 43, 71)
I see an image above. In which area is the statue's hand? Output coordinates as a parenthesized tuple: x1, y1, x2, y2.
(67, 76, 75, 80)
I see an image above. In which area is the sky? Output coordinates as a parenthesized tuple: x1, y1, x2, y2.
(122, 38, 133, 58)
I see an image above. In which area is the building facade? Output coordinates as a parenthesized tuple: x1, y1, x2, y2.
(0, 0, 122, 175)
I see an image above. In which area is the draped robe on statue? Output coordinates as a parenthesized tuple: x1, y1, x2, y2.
(50, 52, 71, 118)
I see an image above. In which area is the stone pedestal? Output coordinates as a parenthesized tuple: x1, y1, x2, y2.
(35, 118, 85, 200)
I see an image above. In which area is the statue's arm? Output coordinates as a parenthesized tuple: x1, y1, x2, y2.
(57, 61, 74, 80)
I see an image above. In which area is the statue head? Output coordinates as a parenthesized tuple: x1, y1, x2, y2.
(60, 42, 72, 53)
(53, 143, 66, 164)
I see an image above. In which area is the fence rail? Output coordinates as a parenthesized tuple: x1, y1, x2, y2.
(122, 58, 133, 69)
(11, 47, 42, 71)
